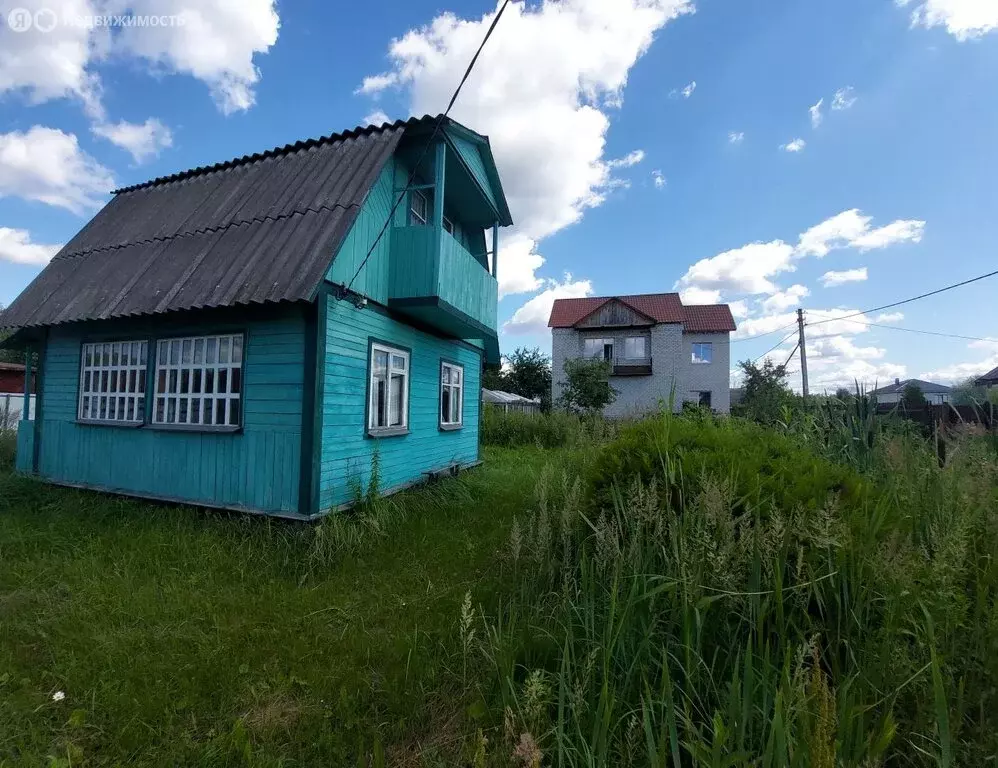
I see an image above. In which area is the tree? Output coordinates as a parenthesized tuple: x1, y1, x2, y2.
(834, 387, 853, 402)
(952, 376, 989, 406)
(0, 305, 23, 365)
(736, 359, 794, 424)
(504, 347, 552, 410)
(901, 382, 927, 409)
(558, 358, 616, 415)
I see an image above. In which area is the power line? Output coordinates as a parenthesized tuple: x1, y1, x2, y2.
(753, 330, 798, 364)
(730, 321, 798, 344)
(343, 0, 511, 295)
(827, 317, 998, 344)
(805, 268, 998, 328)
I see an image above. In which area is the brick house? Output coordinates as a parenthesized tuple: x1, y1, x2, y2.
(548, 293, 736, 416)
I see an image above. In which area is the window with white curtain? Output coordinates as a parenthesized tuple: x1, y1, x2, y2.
(440, 361, 463, 427)
(369, 343, 409, 432)
(78, 340, 148, 423)
(623, 336, 647, 360)
(153, 334, 243, 428)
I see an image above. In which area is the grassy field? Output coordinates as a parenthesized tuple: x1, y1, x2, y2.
(2, 409, 998, 766)
(0, 445, 578, 767)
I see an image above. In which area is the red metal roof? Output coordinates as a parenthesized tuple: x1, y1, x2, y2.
(548, 293, 735, 333)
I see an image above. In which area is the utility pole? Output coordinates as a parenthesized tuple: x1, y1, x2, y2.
(797, 308, 809, 399)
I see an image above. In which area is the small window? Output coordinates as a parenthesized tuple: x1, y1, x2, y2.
(369, 343, 409, 433)
(440, 362, 464, 428)
(153, 333, 243, 428)
(692, 342, 713, 364)
(410, 190, 428, 226)
(78, 340, 148, 423)
(697, 391, 712, 409)
(583, 338, 614, 362)
(443, 216, 455, 235)
(623, 336, 647, 360)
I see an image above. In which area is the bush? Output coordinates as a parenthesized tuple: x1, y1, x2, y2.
(0, 427, 15, 472)
(586, 412, 868, 513)
(481, 407, 617, 449)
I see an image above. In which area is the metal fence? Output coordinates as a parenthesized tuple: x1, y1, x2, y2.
(0, 393, 35, 429)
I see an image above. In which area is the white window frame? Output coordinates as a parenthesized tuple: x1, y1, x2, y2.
(153, 333, 243, 429)
(409, 190, 428, 226)
(692, 342, 713, 364)
(78, 340, 148, 424)
(369, 343, 410, 433)
(443, 215, 455, 235)
(583, 337, 614, 362)
(623, 336, 647, 360)
(440, 361, 464, 428)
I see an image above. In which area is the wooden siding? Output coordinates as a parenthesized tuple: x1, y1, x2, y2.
(34, 308, 306, 515)
(15, 420, 33, 473)
(449, 134, 499, 214)
(318, 295, 481, 510)
(438, 230, 498, 331)
(576, 299, 655, 329)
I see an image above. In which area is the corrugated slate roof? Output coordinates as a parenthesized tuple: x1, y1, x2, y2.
(870, 378, 953, 395)
(0, 117, 435, 330)
(548, 293, 735, 333)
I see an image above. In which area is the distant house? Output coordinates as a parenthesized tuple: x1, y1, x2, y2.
(548, 293, 736, 416)
(975, 366, 998, 390)
(0, 115, 512, 518)
(871, 378, 953, 406)
(482, 389, 541, 414)
(0, 362, 34, 394)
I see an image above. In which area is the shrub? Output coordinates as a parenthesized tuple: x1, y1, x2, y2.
(0, 427, 15, 472)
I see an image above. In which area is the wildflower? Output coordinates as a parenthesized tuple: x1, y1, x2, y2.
(52, 691, 65, 702)
(512, 732, 542, 768)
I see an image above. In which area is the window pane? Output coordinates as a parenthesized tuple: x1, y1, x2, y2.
(389, 375, 403, 426)
(170, 339, 180, 365)
(232, 335, 243, 363)
(205, 368, 215, 395)
(442, 388, 451, 423)
(193, 338, 204, 364)
(373, 350, 388, 373)
(156, 397, 165, 422)
(215, 398, 226, 425)
(219, 337, 230, 364)
(375, 376, 387, 428)
(192, 369, 202, 394)
(452, 389, 461, 423)
(168, 370, 178, 394)
(218, 369, 228, 394)
(229, 398, 241, 426)
(182, 339, 193, 364)
(111, 343, 119, 367)
(190, 398, 201, 424)
(206, 338, 217, 364)
(391, 354, 406, 371)
(180, 370, 190, 395)
(158, 340, 167, 364)
(178, 399, 188, 424)
(230, 368, 241, 394)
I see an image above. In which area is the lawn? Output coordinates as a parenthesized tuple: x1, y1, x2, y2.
(0, 446, 563, 767)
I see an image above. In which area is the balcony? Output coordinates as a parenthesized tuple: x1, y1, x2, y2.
(611, 356, 653, 376)
(388, 226, 498, 339)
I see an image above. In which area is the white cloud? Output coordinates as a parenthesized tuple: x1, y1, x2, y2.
(733, 311, 798, 340)
(679, 286, 722, 304)
(898, 0, 998, 40)
(607, 149, 646, 168)
(652, 169, 666, 189)
(92, 118, 173, 162)
(0, 227, 63, 265)
(359, 0, 694, 299)
(761, 284, 809, 313)
(363, 110, 391, 126)
(676, 240, 797, 297)
(875, 312, 905, 323)
(831, 86, 857, 111)
(920, 356, 998, 384)
(780, 138, 806, 153)
(503, 275, 593, 335)
(728, 300, 749, 319)
(0, 126, 114, 213)
(498, 234, 545, 298)
(797, 209, 924, 257)
(820, 267, 868, 287)
(728, 131, 744, 144)
(0, 0, 280, 116)
(681, 80, 696, 98)
(809, 97, 824, 128)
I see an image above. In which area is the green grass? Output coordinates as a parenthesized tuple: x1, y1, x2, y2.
(0, 446, 571, 767)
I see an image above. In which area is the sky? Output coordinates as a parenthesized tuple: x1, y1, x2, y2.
(1, 0, 997, 392)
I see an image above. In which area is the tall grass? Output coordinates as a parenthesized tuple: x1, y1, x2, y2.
(482, 407, 618, 449)
(472, 412, 998, 765)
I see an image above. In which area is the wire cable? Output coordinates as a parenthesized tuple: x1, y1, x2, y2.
(805, 268, 998, 328)
(730, 321, 799, 344)
(781, 341, 801, 370)
(815, 316, 998, 344)
(343, 0, 511, 295)
(753, 330, 799, 364)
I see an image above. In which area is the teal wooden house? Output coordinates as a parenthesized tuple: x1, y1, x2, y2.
(0, 116, 511, 518)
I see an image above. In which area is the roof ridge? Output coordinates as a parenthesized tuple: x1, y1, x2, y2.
(51, 202, 358, 262)
(111, 114, 444, 195)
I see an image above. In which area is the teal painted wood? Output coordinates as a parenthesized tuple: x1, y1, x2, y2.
(326, 158, 399, 304)
(389, 226, 439, 297)
(448, 134, 499, 214)
(438, 231, 498, 332)
(15, 420, 34, 473)
(318, 294, 481, 510)
(34, 307, 306, 514)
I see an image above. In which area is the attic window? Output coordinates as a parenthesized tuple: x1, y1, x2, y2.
(153, 334, 243, 428)
(78, 341, 148, 423)
(443, 216, 455, 235)
(409, 190, 428, 226)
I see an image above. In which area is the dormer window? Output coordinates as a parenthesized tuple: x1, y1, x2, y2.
(409, 190, 428, 226)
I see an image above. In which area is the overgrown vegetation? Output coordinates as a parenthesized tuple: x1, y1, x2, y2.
(557, 357, 617, 415)
(2, 405, 997, 765)
(483, 347, 553, 411)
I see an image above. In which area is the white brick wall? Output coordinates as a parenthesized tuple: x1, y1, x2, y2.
(551, 325, 731, 415)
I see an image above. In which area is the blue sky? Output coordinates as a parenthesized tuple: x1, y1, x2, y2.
(1, 0, 997, 390)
